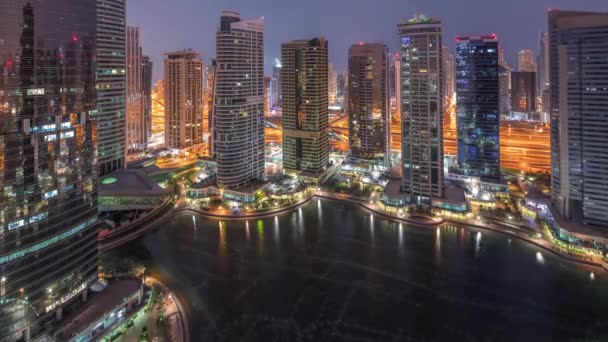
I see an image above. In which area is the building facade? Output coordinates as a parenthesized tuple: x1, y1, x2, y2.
(163, 50, 204, 149)
(456, 35, 501, 182)
(204, 60, 216, 156)
(0, 1, 100, 340)
(348, 43, 390, 165)
(213, 11, 265, 188)
(281, 37, 330, 176)
(399, 14, 444, 207)
(549, 10, 608, 227)
(271, 60, 282, 109)
(328, 63, 338, 105)
(518, 48, 537, 72)
(511, 71, 536, 116)
(142, 56, 153, 146)
(96, 0, 126, 175)
(126, 26, 144, 151)
(442, 45, 455, 106)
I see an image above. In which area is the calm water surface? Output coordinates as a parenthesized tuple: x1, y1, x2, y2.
(112, 199, 608, 341)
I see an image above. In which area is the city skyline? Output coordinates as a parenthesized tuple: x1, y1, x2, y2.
(127, 0, 608, 82)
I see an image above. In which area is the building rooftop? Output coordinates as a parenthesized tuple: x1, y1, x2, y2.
(99, 169, 168, 197)
(55, 279, 142, 340)
(444, 187, 467, 204)
(383, 179, 403, 199)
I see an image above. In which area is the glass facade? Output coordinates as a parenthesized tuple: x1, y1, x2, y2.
(348, 43, 390, 165)
(0, 1, 99, 340)
(281, 38, 330, 175)
(456, 35, 501, 183)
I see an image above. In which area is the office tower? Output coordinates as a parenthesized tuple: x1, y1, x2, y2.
(348, 43, 390, 165)
(456, 35, 500, 182)
(538, 32, 550, 112)
(511, 71, 536, 116)
(394, 57, 402, 123)
(0, 1, 100, 340)
(264, 76, 271, 115)
(204, 60, 216, 152)
(498, 65, 511, 115)
(96, 0, 126, 175)
(518, 48, 536, 72)
(126, 26, 144, 151)
(163, 50, 204, 149)
(281, 37, 330, 177)
(214, 11, 265, 188)
(398, 14, 444, 207)
(142, 56, 153, 145)
(272, 59, 282, 108)
(442, 46, 455, 104)
(337, 73, 346, 98)
(549, 10, 608, 227)
(328, 63, 338, 105)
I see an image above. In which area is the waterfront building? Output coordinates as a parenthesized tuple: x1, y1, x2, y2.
(518, 48, 537, 72)
(549, 10, 608, 228)
(96, 0, 126, 175)
(398, 14, 444, 207)
(348, 43, 391, 166)
(281, 37, 330, 181)
(456, 35, 501, 183)
(511, 71, 536, 118)
(213, 11, 265, 189)
(126, 26, 145, 151)
(142, 56, 153, 145)
(163, 50, 204, 149)
(0, 1, 100, 340)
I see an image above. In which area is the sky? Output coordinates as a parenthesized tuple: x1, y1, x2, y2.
(127, 0, 608, 83)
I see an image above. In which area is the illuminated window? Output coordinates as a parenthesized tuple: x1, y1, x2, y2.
(43, 189, 58, 200)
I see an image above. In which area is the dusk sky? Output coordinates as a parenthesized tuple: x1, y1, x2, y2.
(127, 0, 608, 82)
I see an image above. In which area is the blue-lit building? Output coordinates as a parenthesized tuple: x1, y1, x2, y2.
(456, 35, 500, 183)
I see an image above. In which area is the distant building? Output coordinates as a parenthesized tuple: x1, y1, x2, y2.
(498, 64, 511, 116)
(518, 48, 536, 72)
(456, 34, 501, 183)
(204, 60, 216, 148)
(511, 71, 536, 117)
(271, 59, 282, 108)
(264, 76, 271, 115)
(142, 56, 153, 145)
(214, 11, 265, 188)
(163, 50, 204, 149)
(538, 31, 550, 113)
(96, 0, 126, 175)
(442, 45, 455, 106)
(348, 43, 390, 165)
(337, 73, 346, 98)
(398, 14, 444, 207)
(328, 63, 338, 105)
(126, 26, 145, 151)
(549, 10, 608, 228)
(281, 37, 330, 178)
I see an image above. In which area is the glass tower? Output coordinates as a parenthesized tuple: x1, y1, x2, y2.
(281, 38, 330, 176)
(549, 10, 608, 227)
(0, 1, 100, 340)
(456, 35, 500, 183)
(398, 14, 444, 208)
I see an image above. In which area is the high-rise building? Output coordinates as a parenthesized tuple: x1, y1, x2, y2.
(281, 37, 330, 177)
(538, 31, 550, 113)
(442, 45, 455, 105)
(96, 0, 126, 175)
(549, 10, 608, 227)
(142, 56, 153, 145)
(348, 43, 390, 165)
(271, 59, 282, 108)
(456, 35, 501, 182)
(337, 73, 346, 99)
(518, 48, 537, 72)
(394, 56, 402, 123)
(398, 14, 444, 207)
(264, 76, 271, 115)
(126, 26, 144, 151)
(214, 11, 265, 188)
(498, 64, 511, 115)
(511, 71, 536, 116)
(328, 63, 338, 105)
(163, 50, 204, 149)
(0, 1, 100, 340)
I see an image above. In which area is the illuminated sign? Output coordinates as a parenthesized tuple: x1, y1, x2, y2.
(401, 36, 411, 45)
(45, 282, 88, 313)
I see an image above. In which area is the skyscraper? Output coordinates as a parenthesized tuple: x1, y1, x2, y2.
(399, 14, 444, 207)
(281, 37, 330, 178)
(142, 56, 153, 146)
(498, 64, 511, 116)
(271, 59, 282, 108)
(511, 71, 536, 116)
(0, 1, 100, 340)
(456, 35, 501, 182)
(96, 0, 126, 175)
(442, 45, 455, 105)
(348, 43, 390, 165)
(264, 76, 271, 115)
(538, 31, 550, 113)
(163, 50, 204, 149)
(328, 63, 338, 105)
(549, 10, 608, 227)
(126, 26, 144, 151)
(518, 48, 537, 72)
(204, 60, 216, 155)
(214, 11, 265, 188)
